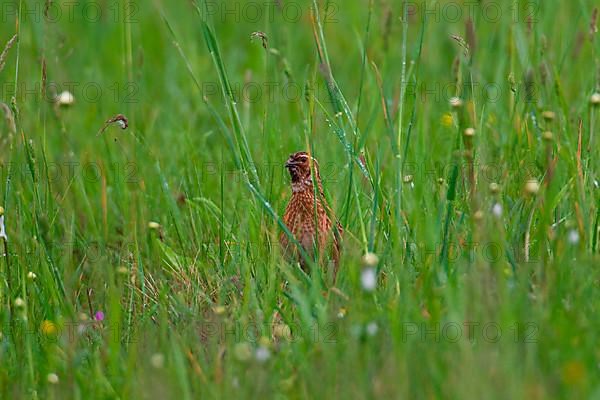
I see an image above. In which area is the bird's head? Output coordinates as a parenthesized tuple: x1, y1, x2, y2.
(285, 151, 321, 192)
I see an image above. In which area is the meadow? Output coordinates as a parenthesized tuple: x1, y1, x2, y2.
(0, 0, 599, 398)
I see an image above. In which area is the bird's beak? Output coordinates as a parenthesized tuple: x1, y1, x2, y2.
(285, 159, 297, 169)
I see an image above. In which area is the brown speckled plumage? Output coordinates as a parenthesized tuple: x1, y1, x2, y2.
(280, 152, 342, 281)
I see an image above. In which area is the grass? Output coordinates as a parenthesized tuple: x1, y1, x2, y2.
(1, 0, 600, 398)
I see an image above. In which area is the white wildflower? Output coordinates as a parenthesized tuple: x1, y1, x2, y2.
(366, 322, 378, 336)
(449, 97, 463, 108)
(361, 268, 377, 292)
(255, 345, 271, 363)
(0, 214, 6, 241)
(56, 91, 75, 106)
(77, 324, 87, 335)
(492, 203, 503, 218)
(567, 229, 580, 245)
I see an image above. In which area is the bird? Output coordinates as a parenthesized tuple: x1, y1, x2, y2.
(280, 151, 342, 282)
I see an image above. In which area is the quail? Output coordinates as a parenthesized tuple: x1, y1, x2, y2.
(280, 151, 342, 281)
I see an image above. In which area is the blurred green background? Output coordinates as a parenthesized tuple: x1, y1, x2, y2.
(0, 0, 599, 398)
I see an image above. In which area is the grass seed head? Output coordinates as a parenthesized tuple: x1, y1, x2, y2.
(542, 111, 555, 121)
(591, 93, 600, 105)
(250, 31, 269, 49)
(542, 131, 554, 142)
(212, 305, 226, 315)
(272, 324, 292, 340)
(362, 252, 379, 268)
(234, 342, 253, 362)
(525, 179, 540, 195)
(148, 221, 161, 230)
(151, 353, 165, 369)
(489, 182, 500, 194)
(47, 373, 59, 384)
